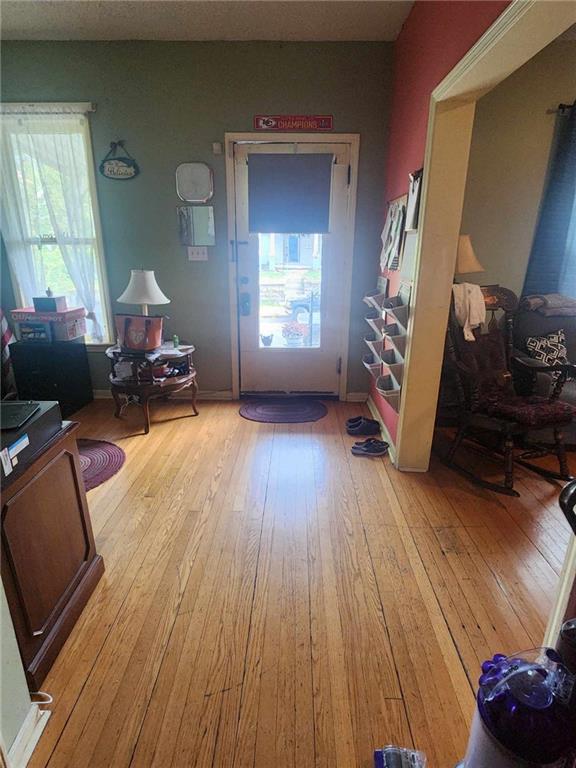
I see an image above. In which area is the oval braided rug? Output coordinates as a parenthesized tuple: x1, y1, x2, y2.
(78, 439, 126, 491)
(239, 398, 327, 424)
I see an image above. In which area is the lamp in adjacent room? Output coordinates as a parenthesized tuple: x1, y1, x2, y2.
(455, 234, 484, 275)
(117, 269, 170, 316)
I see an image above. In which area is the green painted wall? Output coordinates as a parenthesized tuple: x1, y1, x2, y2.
(1, 41, 391, 394)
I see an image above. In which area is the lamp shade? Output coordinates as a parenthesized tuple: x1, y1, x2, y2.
(117, 269, 170, 307)
(455, 235, 484, 275)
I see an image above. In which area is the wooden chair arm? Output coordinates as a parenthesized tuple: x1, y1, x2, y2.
(512, 356, 576, 378)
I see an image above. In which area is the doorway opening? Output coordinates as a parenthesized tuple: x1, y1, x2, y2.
(225, 134, 360, 400)
(389, 2, 576, 645)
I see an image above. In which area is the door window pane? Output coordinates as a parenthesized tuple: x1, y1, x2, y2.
(258, 234, 322, 348)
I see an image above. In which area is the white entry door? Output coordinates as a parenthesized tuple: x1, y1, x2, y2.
(233, 141, 355, 395)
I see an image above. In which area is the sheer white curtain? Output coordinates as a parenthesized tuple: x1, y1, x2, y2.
(1, 108, 106, 341)
(0, 121, 44, 301)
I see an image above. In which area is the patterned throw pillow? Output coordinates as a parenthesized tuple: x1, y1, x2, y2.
(526, 329, 569, 377)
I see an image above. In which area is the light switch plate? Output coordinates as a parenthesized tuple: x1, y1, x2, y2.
(187, 246, 208, 261)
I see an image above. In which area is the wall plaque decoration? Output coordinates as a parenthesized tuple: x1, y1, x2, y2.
(99, 140, 140, 180)
(253, 115, 333, 131)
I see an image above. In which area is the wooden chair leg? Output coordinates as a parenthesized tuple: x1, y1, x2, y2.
(555, 427, 570, 479)
(447, 423, 467, 464)
(191, 378, 199, 416)
(111, 388, 123, 418)
(503, 433, 515, 491)
(142, 397, 151, 434)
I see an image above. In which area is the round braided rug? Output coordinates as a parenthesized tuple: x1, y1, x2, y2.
(239, 398, 327, 424)
(77, 439, 126, 491)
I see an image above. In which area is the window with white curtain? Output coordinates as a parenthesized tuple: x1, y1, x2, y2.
(1, 103, 111, 343)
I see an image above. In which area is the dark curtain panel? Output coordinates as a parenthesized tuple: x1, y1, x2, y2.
(523, 101, 576, 297)
(248, 153, 333, 233)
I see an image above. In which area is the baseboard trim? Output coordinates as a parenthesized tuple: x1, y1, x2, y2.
(92, 389, 234, 401)
(93, 389, 111, 399)
(345, 392, 368, 403)
(367, 395, 397, 466)
(94, 389, 364, 404)
(8, 705, 50, 768)
(174, 389, 233, 401)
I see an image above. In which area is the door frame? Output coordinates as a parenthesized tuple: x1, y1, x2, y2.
(225, 132, 360, 401)
(396, 0, 576, 473)
(390, 0, 576, 647)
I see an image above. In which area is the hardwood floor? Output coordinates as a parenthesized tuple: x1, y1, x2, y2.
(29, 400, 573, 768)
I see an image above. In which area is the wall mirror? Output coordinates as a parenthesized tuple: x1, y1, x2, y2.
(176, 162, 214, 202)
(177, 205, 216, 246)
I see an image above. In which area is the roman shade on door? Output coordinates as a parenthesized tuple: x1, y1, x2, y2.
(248, 153, 334, 233)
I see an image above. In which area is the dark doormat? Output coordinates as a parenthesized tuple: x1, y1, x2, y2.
(78, 439, 126, 491)
(239, 398, 327, 424)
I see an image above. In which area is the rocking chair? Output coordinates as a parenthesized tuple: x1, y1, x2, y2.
(444, 285, 576, 496)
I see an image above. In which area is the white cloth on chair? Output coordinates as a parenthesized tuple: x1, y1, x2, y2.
(452, 283, 486, 341)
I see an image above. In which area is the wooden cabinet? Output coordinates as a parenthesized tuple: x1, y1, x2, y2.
(1, 423, 103, 689)
(10, 341, 93, 417)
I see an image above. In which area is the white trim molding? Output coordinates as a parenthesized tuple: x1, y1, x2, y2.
(544, 539, 576, 647)
(395, 0, 576, 472)
(0, 102, 95, 114)
(92, 389, 233, 401)
(345, 392, 368, 403)
(7, 705, 50, 768)
(367, 395, 397, 466)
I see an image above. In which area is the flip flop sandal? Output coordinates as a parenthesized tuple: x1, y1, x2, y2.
(347, 419, 380, 436)
(351, 442, 389, 457)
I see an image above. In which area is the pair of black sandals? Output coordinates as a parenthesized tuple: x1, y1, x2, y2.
(346, 416, 389, 457)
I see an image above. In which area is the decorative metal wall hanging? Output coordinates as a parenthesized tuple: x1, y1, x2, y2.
(99, 140, 140, 180)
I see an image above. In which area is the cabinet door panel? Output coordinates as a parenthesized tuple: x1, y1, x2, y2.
(3, 448, 91, 638)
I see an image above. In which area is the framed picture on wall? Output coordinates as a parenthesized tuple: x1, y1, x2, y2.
(405, 168, 423, 232)
(380, 195, 407, 272)
(177, 205, 195, 246)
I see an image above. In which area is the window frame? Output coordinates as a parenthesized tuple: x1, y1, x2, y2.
(2, 104, 114, 346)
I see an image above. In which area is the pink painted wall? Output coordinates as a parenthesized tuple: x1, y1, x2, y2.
(374, 0, 510, 443)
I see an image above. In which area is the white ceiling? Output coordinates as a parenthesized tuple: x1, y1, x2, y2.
(1, 0, 414, 41)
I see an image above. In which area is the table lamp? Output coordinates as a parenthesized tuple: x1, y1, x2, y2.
(455, 235, 484, 275)
(117, 269, 170, 316)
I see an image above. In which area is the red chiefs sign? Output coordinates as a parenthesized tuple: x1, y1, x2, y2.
(253, 115, 334, 132)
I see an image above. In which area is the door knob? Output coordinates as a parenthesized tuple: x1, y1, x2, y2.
(239, 292, 251, 316)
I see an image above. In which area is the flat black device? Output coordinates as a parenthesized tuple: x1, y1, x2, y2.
(1, 401, 41, 431)
(0, 400, 63, 487)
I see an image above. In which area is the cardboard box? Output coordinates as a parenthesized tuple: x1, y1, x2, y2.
(52, 316, 86, 341)
(12, 307, 86, 342)
(11, 307, 86, 324)
(32, 295, 68, 313)
(14, 320, 52, 342)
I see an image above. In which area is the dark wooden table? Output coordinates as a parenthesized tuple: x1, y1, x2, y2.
(106, 344, 198, 434)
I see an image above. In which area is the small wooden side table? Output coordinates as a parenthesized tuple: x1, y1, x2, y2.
(105, 344, 198, 434)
